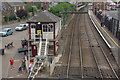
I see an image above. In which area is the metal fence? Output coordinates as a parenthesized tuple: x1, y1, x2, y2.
(94, 9, 120, 40)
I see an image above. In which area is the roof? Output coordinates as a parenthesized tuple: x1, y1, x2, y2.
(2, 2, 12, 14)
(3, 28, 12, 30)
(27, 10, 61, 23)
(8, 2, 26, 6)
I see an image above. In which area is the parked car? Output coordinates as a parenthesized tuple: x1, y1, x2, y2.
(106, 15, 112, 21)
(0, 28, 13, 37)
(107, 6, 111, 11)
(111, 6, 116, 10)
(15, 24, 28, 31)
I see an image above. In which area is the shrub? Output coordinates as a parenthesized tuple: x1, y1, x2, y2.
(9, 15, 17, 21)
(16, 9, 28, 19)
(4, 16, 9, 22)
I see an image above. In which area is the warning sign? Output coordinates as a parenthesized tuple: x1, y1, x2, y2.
(37, 30, 41, 35)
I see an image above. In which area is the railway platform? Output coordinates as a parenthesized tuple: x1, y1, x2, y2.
(88, 10, 120, 67)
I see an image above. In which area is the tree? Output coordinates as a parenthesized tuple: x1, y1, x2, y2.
(37, 4, 42, 11)
(28, 6, 33, 12)
(16, 9, 27, 19)
(48, 2, 76, 17)
(33, 6, 37, 12)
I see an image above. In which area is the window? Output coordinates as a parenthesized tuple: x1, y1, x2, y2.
(42, 24, 53, 32)
(23, 6, 24, 9)
(14, 7, 16, 12)
(49, 45, 54, 51)
(48, 25, 53, 32)
(31, 25, 36, 28)
(19, 6, 21, 10)
(43, 25, 47, 32)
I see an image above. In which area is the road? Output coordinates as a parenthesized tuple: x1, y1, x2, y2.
(0, 19, 29, 78)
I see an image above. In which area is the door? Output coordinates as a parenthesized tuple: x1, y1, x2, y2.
(31, 45, 37, 57)
(36, 24, 42, 39)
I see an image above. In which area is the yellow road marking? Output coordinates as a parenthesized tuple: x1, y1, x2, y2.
(91, 15, 120, 48)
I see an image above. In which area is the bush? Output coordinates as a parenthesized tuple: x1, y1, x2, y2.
(16, 9, 28, 19)
(9, 15, 17, 21)
(4, 16, 9, 22)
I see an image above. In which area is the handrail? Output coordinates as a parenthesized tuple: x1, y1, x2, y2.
(44, 38, 48, 57)
(25, 56, 29, 72)
(28, 58, 37, 78)
(32, 62, 44, 80)
(44, 33, 48, 57)
(38, 36, 42, 56)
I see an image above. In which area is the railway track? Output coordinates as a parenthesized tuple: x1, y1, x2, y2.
(84, 14, 119, 79)
(53, 7, 119, 80)
(67, 14, 81, 78)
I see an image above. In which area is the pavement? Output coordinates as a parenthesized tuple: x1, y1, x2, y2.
(7, 58, 28, 78)
(1, 19, 29, 79)
(88, 10, 120, 67)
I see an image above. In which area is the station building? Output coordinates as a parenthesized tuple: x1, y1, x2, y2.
(27, 10, 61, 57)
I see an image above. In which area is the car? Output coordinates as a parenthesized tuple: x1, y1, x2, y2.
(107, 6, 111, 11)
(106, 15, 112, 21)
(0, 28, 13, 37)
(15, 24, 28, 31)
(111, 6, 116, 10)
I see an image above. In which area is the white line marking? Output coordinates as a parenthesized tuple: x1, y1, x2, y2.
(88, 11, 112, 49)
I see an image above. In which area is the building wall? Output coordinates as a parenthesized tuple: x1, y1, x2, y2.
(41, 21, 61, 40)
(55, 20, 61, 38)
(0, 14, 2, 24)
(43, 32, 53, 39)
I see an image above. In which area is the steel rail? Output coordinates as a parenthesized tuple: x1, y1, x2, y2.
(84, 14, 104, 79)
(78, 14, 83, 79)
(87, 15, 119, 80)
(66, 15, 76, 78)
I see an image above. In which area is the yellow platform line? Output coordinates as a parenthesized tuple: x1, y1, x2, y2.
(92, 15, 120, 48)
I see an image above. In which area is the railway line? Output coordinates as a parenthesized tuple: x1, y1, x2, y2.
(84, 14, 119, 79)
(53, 7, 119, 79)
(67, 14, 81, 78)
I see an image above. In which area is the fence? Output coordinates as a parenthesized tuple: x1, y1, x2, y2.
(94, 9, 120, 40)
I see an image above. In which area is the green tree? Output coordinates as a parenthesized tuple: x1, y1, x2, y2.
(37, 4, 42, 11)
(33, 6, 38, 12)
(48, 2, 76, 17)
(28, 6, 33, 12)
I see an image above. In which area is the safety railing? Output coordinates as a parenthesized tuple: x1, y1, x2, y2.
(44, 38, 48, 57)
(28, 58, 37, 79)
(38, 38, 42, 56)
(32, 62, 44, 80)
